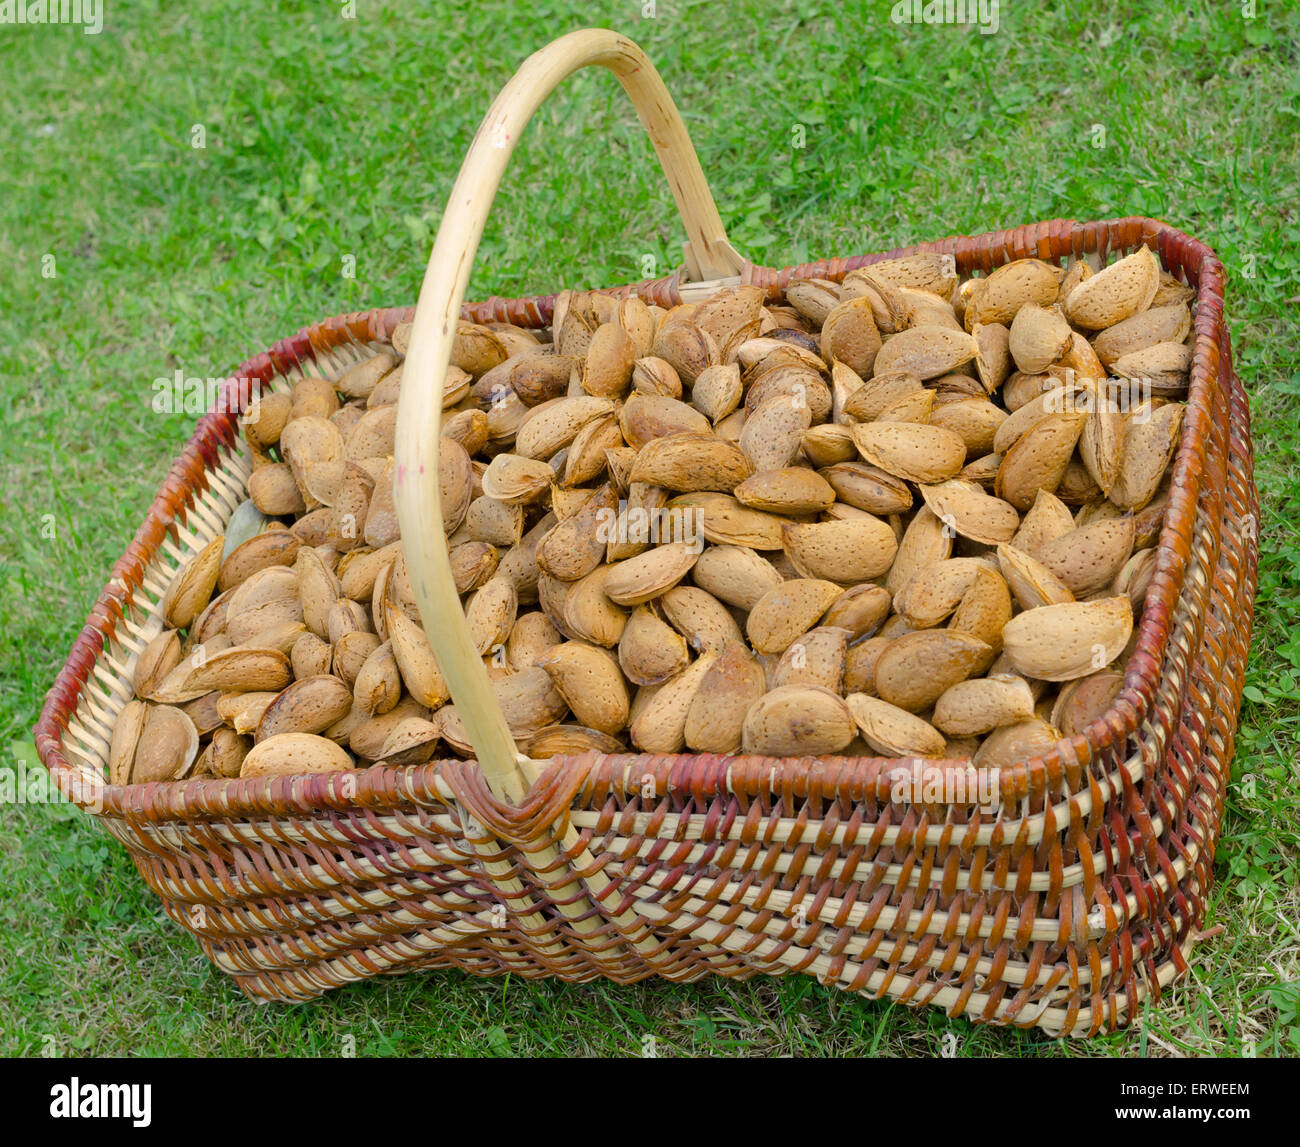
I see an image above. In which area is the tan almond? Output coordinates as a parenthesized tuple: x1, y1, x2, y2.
(515, 395, 614, 460)
(385, 603, 450, 708)
(1110, 402, 1184, 510)
(628, 431, 752, 493)
(667, 493, 786, 550)
(746, 578, 843, 654)
(629, 651, 718, 752)
(619, 393, 711, 448)
(932, 675, 1036, 736)
(291, 630, 333, 680)
(772, 625, 849, 692)
(682, 641, 766, 753)
(241, 732, 354, 778)
(561, 565, 629, 647)
(524, 724, 626, 757)
(851, 421, 966, 484)
(843, 636, 891, 696)
(871, 324, 977, 380)
(919, 479, 1019, 545)
(130, 704, 201, 783)
(1051, 670, 1124, 735)
(375, 717, 442, 767)
(537, 642, 629, 735)
(742, 685, 856, 756)
(348, 697, 429, 759)
(782, 517, 898, 584)
(691, 362, 743, 424)
(182, 646, 291, 693)
(581, 323, 636, 398)
(820, 462, 913, 515)
(536, 482, 618, 581)
(822, 584, 892, 640)
(996, 543, 1076, 610)
(661, 586, 743, 653)
(739, 395, 813, 473)
(873, 630, 993, 712)
(1092, 304, 1192, 367)
(604, 542, 701, 606)
(1063, 246, 1160, 330)
(948, 565, 1013, 651)
(963, 259, 1064, 329)
(1012, 489, 1077, 557)
(618, 604, 691, 686)
(841, 369, 923, 422)
(108, 699, 149, 784)
(161, 536, 224, 630)
(972, 322, 1012, 392)
(132, 629, 183, 700)
(846, 693, 946, 758)
(971, 718, 1060, 768)
(1001, 597, 1133, 681)
(928, 397, 1007, 456)
(802, 424, 858, 467)
(217, 530, 300, 594)
(256, 674, 353, 740)
(892, 557, 986, 628)
(691, 544, 784, 610)
(1036, 517, 1136, 597)
(886, 506, 953, 596)
(734, 467, 835, 514)
(994, 411, 1086, 511)
(1079, 404, 1125, 496)
(480, 453, 554, 504)
(1008, 302, 1072, 374)
(820, 296, 882, 376)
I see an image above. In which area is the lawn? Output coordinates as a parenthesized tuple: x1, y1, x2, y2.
(2, 0, 1298, 1057)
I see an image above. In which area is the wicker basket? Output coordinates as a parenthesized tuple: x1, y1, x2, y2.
(35, 30, 1257, 1036)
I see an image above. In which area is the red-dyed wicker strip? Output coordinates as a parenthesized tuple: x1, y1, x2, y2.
(34, 217, 1257, 1034)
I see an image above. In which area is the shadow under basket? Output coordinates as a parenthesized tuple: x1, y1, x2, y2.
(34, 214, 1256, 1036)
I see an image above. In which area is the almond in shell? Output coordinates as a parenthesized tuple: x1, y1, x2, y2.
(932, 675, 1036, 736)
(257, 674, 354, 740)
(537, 642, 629, 735)
(846, 693, 946, 758)
(873, 630, 993, 712)
(628, 432, 752, 493)
(683, 641, 766, 753)
(1007, 302, 1072, 374)
(691, 545, 784, 610)
(918, 480, 1019, 545)
(629, 651, 718, 753)
(741, 685, 856, 756)
(618, 604, 691, 686)
(746, 578, 842, 654)
(851, 422, 966, 484)
(1036, 517, 1135, 597)
(782, 517, 898, 584)
(871, 325, 978, 380)
(1110, 402, 1183, 510)
(994, 411, 1086, 511)
(161, 536, 224, 630)
(241, 732, 354, 778)
(733, 467, 835, 514)
(1001, 597, 1133, 681)
(1063, 246, 1160, 330)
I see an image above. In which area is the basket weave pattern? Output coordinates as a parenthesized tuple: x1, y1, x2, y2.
(35, 216, 1257, 1035)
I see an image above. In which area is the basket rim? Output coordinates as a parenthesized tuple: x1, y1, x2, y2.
(35, 213, 1234, 823)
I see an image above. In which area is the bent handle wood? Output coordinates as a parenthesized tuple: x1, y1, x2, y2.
(395, 29, 739, 804)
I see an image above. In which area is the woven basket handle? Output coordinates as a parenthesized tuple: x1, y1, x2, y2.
(394, 28, 740, 803)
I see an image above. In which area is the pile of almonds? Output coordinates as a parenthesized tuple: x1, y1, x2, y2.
(110, 246, 1195, 784)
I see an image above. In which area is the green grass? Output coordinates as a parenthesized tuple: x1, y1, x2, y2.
(2, 0, 1298, 1057)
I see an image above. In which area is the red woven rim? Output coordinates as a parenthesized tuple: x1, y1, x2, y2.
(35, 215, 1240, 826)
